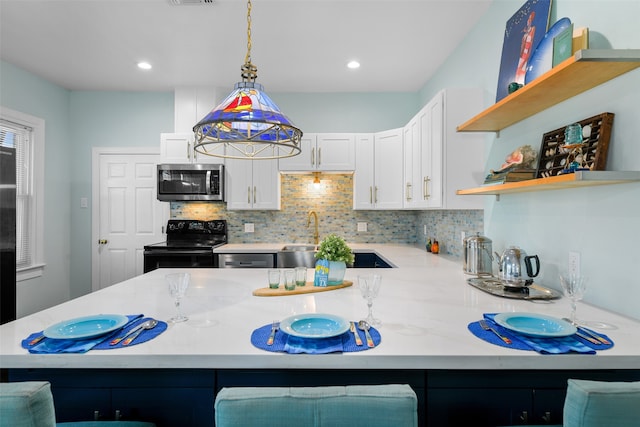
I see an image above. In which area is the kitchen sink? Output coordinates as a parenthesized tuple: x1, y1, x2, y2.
(277, 245, 318, 268)
(281, 244, 318, 251)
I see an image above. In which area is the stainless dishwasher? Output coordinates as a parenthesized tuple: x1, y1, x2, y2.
(217, 253, 275, 268)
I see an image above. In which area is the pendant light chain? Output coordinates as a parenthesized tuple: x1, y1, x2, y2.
(192, 0, 303, 160)
(241, 0, 257, 82)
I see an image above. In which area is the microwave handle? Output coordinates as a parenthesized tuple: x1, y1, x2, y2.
(206, 170, 212, 194)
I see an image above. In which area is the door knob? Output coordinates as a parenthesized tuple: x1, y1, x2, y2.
(98, 239, 108, 245)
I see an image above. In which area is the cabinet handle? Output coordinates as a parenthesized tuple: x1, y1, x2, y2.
(311, 147, 315, 167)
(369, 186, 373, 204)
(406, 182, 412, 201)
(541, 411, 552, 423)
(247, 186, 251, 204)
(98, 239, 108, 245)
(253, 186, 257, 204)
(374, 186, 378, 204)
(114, 409, 122, 421)
(424, 176, 431, 200)
(318, 147, 321, 166)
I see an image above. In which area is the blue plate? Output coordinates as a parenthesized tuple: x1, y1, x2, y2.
(280, 313, 350, 339)
(43, 314, 129, 340)
(494, 312, 576, 337)
(524, 17, 572, 84)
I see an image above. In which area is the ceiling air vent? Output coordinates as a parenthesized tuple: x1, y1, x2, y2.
(169, 0, 214, 5)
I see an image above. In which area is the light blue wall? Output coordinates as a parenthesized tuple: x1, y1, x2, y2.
(0, 60, 72, 316)
(272, 92, 419, 133)
(68, 92, 174, 298)
(420, 0, 640, 320)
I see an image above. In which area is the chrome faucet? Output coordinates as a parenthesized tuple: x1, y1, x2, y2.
(307, 210, 319, 245)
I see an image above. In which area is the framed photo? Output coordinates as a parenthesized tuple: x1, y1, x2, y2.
(495, 0, 552, 102)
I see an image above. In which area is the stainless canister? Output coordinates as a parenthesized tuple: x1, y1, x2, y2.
(463, 233, 493, 276)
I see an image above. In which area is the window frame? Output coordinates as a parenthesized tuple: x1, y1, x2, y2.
(0, 106, 46, 281)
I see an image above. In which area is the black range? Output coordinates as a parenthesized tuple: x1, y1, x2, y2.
(143, 219, 227, 273)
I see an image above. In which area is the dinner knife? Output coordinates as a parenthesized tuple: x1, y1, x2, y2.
(110, 323, 145, 346)
(350, 321, 363, 346)
(563, 318, 611, 345)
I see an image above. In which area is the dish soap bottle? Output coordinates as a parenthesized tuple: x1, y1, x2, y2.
(431, 239, 440, 254)
(426, 238, 432, 252)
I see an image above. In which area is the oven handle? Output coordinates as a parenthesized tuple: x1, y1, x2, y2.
(144, 249, 212, 256)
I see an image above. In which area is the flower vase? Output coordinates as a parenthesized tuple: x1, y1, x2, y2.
(327, 261, 346, 285)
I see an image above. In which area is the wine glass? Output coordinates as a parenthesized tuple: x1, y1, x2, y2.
(357, 274, 382, 326)
(559, 273, 586, 324)
(166, 272, 190, 323)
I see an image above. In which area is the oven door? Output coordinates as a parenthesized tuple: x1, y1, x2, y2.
(143, 249, 216, 273)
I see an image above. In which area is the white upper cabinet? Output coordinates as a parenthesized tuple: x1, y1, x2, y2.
(160, 132, 222, 164)
(226, 155, 280, 210)
(437, 88, 485, 209)
(353, 129, 404, 210)
(402, 89, 484, 210)
(279, 133, 355, 171)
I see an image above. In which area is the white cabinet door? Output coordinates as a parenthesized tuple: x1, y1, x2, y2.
(316, 134, 355, 171)
(278, 134, 316, 171)
(160, 133, 194, 163)
(423, 93, 444, 208)
(226, 156, 280, 210)
(353, 134, 375, 209)
(440, 88, 484, 209)
(252, 158, 280, 210)
(373, 128, 404, 209)
(403, 114, 421, 208)
(160, 132, 222, 164)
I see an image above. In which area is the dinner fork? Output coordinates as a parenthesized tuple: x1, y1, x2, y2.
(479, 319, 512, 345)
(267, 321, 279, 346)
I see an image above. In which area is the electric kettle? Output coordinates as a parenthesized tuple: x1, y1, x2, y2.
(494, 246, 540, 287)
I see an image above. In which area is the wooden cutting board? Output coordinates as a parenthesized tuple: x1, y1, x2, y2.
(253, 280, 353, 296)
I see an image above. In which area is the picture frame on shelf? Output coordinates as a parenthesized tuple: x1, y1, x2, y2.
(495, 0, 552, 103)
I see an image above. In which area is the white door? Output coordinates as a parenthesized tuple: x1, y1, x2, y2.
(92, 149, 168, 291)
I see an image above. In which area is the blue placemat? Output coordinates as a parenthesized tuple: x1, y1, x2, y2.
(251, 322, 381, 354)
(468, 313, 613, 354)
(22, 315, 167, 354)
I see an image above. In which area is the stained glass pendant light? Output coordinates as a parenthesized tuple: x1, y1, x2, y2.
(193, 0, 302, 160)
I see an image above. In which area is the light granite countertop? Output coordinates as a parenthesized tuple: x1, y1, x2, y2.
(1, 244, 639, 370)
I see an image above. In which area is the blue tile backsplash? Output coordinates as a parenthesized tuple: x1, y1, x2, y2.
(170, 173, 483, 257)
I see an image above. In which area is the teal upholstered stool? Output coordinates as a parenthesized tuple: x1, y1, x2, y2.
(214, 384, 418, 427)
(563, 379, 640, 427)
(0, 381, 156, 427)
(500, 379, 640, 427)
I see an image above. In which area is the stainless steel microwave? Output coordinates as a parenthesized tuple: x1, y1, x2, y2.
(157, 163, 225, 201)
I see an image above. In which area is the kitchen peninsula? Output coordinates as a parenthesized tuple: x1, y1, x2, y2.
(2, 244, 639, 426)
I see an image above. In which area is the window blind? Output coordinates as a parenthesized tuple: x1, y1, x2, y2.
(0, 119, 33, 269)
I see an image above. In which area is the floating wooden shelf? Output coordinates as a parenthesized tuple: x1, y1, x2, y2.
(457, 50, 640, 133)
(456, 171, 640, 197)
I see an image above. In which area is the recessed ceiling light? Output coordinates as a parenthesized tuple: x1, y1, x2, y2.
(347, 60, 360, 69)
(137, 61, 152, 70)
